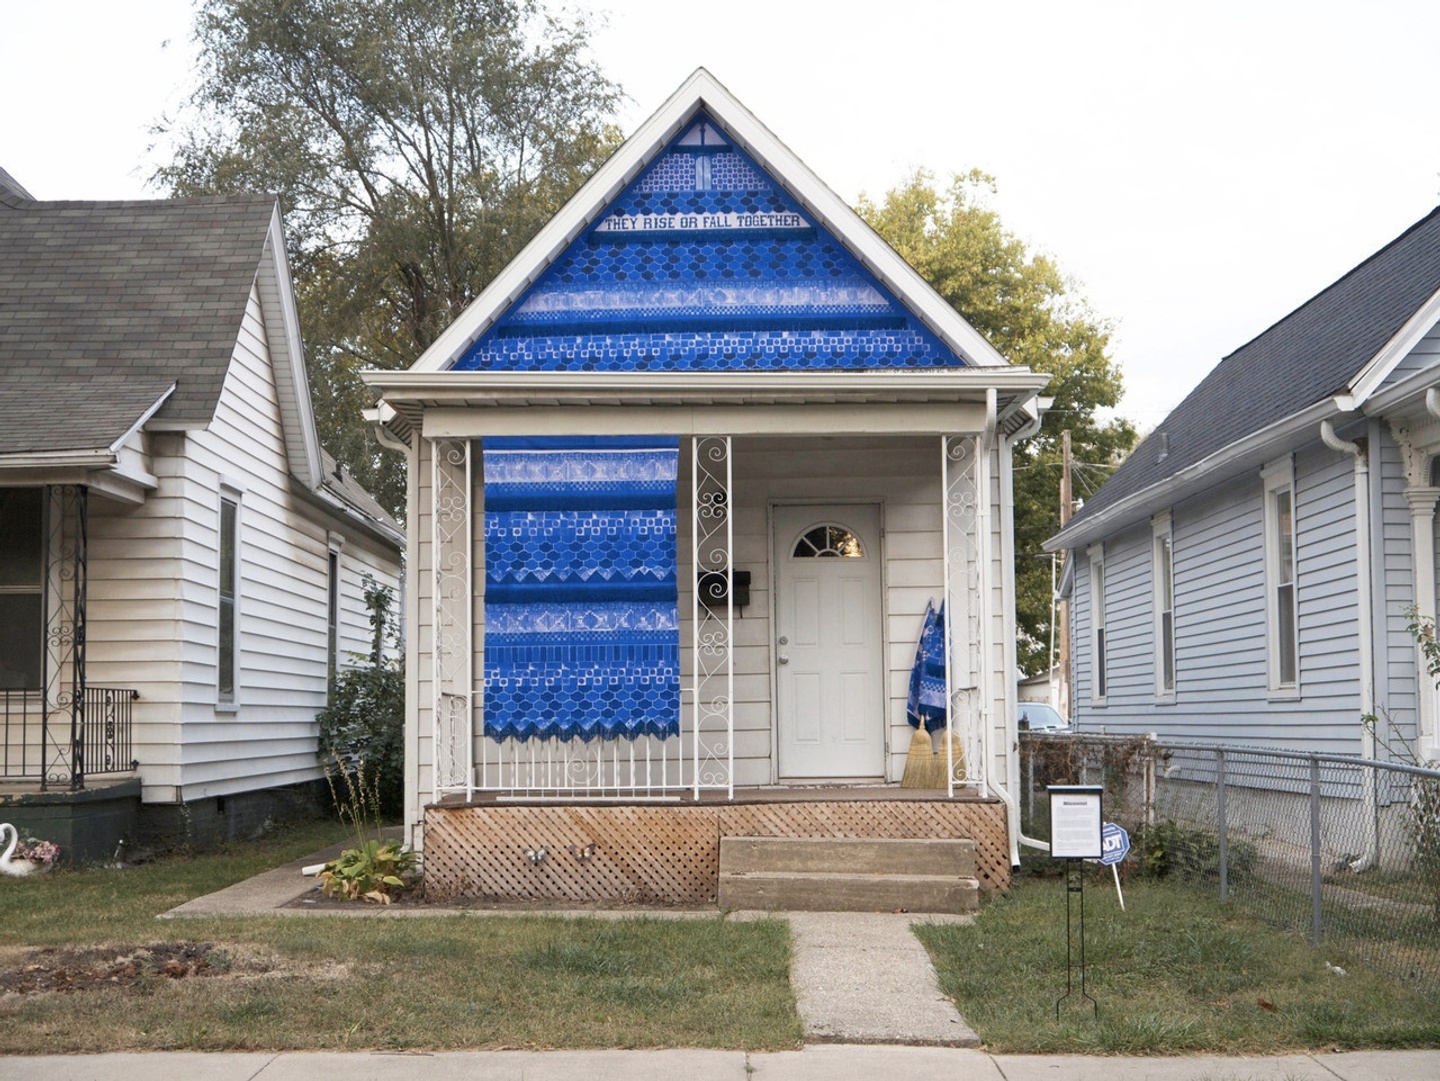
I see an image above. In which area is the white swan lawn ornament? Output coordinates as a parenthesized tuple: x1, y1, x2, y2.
(0, 823, 46, 876)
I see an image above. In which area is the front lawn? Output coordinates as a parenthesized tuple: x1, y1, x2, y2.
(0, 822, 801, 1053)
(917, 869, 1440, 1055)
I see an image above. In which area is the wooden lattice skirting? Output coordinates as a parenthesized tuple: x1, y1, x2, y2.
(422, 797, 1010, 904)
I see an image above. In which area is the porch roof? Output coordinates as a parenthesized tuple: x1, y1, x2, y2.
(364, 368, 1049, 438)
(0, 374, 173, 462)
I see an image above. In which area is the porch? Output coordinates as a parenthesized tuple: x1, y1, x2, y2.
(0, 686, 138, 789)
(422, 786, 1011, 906)
(0, 485, 139, 792)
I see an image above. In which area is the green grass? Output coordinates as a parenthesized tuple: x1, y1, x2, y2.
(916, 871, 1440, 1055)
(0, 821, 801, 1053)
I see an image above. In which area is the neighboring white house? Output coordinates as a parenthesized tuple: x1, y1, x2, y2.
(1046, 206, 1440, 766)
(365, 69, 1049, 888)
(0, 168, 404, 859)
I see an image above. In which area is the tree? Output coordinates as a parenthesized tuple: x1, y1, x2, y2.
(858, 170, 1138, 677)
(151, 0, 623, 518)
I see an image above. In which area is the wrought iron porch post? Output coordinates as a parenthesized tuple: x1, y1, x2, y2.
(69, 487, 87, 789)
(942, 436, 984, 797)
(40, 485, 87, 791)
(431, 438, 475, 800)
(691, 436, 734, 798)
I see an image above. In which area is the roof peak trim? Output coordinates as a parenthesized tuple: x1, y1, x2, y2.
(404, 68, 1010, 375)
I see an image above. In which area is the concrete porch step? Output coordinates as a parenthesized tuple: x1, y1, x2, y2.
(717, 836, 980, 913)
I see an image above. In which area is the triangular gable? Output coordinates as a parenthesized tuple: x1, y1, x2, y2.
(453, 112, 964, 374)
(411, 68, 1008, 374)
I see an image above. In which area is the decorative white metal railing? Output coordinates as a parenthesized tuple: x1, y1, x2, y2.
(431, 438, 474, 800)
(691, 435, 735, 797)
(942, 435, 987, 795)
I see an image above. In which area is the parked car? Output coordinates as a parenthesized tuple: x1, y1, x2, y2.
(1017, 703, 1070, 733)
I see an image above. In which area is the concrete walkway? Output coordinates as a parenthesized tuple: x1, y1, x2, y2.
(786, 911, 978, 1045)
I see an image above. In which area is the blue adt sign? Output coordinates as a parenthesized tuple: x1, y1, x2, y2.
(1100, 823, 1130, 867)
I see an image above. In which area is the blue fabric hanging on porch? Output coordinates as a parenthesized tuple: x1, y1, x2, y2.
(482, 436, 680, 742)
(906, 600, 947, 733)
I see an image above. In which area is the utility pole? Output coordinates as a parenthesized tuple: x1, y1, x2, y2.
(1057, 431, 1073, 717)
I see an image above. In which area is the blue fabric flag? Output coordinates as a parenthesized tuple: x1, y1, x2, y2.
(482, 437, 680, 742)
(906, 601, 947, 733)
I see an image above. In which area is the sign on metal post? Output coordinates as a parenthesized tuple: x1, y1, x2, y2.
(1048, 785, 1102, 1018)
(1049, 785, 1103, 859)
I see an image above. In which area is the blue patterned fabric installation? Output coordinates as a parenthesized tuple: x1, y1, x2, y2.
(452, 113, 968, 375)
(906, 601, 947, 733)
(482, 437, 680, 742)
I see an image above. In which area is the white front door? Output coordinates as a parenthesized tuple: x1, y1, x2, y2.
(773, 503, 885, 780)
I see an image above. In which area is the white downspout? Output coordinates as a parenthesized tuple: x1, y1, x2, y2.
(1320, 418, 1378, 869)
(985, 389, 1050, 862)
(1004, 404, 1054, 855)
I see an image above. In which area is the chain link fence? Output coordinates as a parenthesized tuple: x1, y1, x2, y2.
(1019, 732, 1440, 994)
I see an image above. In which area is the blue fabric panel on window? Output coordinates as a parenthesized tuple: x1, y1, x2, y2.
(483, 437, 680, 742)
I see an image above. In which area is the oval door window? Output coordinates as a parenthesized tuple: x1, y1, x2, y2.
(791, 523, 865, 559)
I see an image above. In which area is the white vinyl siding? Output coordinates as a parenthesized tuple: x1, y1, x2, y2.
(1068, 442, 1371, 756)
(83, 282, 400, 803)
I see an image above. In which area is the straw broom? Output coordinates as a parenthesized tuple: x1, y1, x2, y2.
(900, 722, 947, 788)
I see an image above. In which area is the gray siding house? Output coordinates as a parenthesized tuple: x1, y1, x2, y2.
(0, 168, 403, 859)
(1047, 208, 1440, 764)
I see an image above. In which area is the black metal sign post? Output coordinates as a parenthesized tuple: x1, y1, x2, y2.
(1049, 785, 1103, 1019)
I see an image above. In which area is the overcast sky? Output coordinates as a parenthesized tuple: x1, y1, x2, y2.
(4, 1, 1438, 431)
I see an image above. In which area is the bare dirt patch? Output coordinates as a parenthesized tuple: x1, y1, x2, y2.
(0, 943, 264, 994)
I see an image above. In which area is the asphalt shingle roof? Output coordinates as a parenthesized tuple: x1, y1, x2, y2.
(0, 373, 174, 456)
(0, 188, 277, 446)
(1070, 206, 1440, 528)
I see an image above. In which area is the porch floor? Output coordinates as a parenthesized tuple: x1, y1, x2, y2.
(439, 784, 986, 808)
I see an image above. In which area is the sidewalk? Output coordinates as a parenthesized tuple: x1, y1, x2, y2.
(2, 1047, 1438, 1080)
(136, 845, 1440, 1080)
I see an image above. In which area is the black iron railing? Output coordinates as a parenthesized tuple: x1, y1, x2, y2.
(0, 686, 138, 788)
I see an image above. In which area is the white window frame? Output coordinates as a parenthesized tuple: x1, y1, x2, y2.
(326, 533, 345, 698)
(1152, 512, 1176, 700)
(217, 483, 244, 709)
(1262, 458, 1300, 697)
(1088, 543, 1107, 705)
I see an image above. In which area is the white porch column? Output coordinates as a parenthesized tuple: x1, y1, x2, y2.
(1406, 485, 1440, 758)
(430, 437, 475, 799)
(691, 435, 735, 797)
(1392, 421, 1440, 761)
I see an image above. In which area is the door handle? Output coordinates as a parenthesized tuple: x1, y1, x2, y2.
(778, 655, 790, 665)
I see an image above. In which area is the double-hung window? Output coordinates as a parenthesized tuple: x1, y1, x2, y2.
(326, 534, 344, 700)
(217, 488, 241, 706)
(1263, 460, 1299, 694)
(0, 488, 44, 691)
(1088, 544, 1107, 703)
(1153, 513, 1175, 698)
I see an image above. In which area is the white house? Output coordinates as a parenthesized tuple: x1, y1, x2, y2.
(0, 168, 404, 860)
(366, 70, 1049, 905)
(1046, 206, 1440, 767)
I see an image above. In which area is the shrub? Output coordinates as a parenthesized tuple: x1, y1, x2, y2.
(317, 577, 404, 817)
(1132, 819, 1255, 883)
